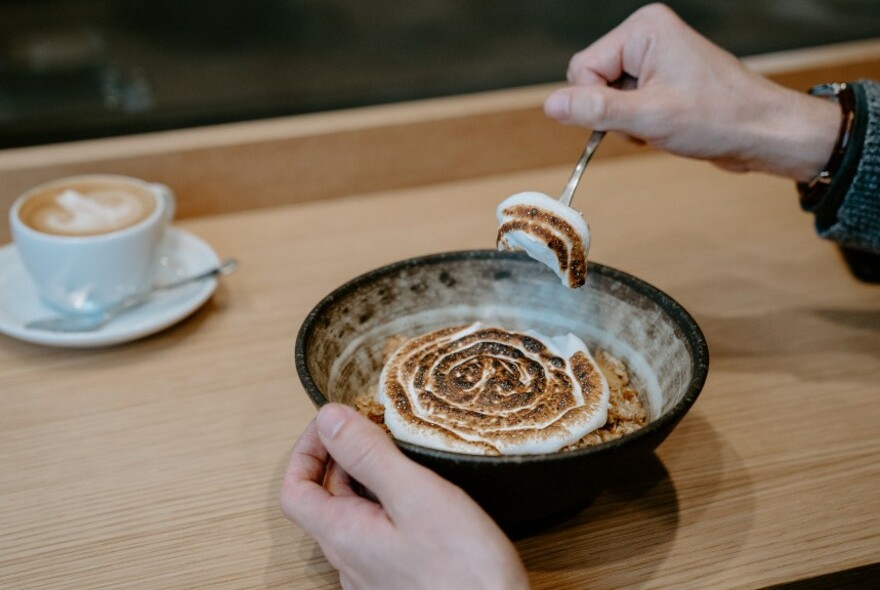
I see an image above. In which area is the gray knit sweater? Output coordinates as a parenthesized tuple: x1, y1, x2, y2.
(813, 80, 880, 253)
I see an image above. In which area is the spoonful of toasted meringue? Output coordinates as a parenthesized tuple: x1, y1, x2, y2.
(496, 192, 590, 288)
(496, 75, 637, 289)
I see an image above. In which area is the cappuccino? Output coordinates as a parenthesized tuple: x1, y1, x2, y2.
(11, 174, 175, 314)
(18, 178, 156, 237)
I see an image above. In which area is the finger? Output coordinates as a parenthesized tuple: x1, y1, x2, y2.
(316, 403, 432, 519)
(324, 457, 359, 498)
(567, 26, 630, 86)
(282, 422, 386, 535)
(567, 12, 645, 84)
(279, 419, 336, 536)
(567, 3, 682, 85)
(545, 85, 662, 134)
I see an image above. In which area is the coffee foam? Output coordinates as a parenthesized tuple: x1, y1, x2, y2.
(377, 322, 610, 455)
(22, 187, 154, 236)
(496, 191, 591, 288)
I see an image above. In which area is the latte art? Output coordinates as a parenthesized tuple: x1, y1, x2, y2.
(496, 191, 590, 288)
(378, 323, 610, 455)
(20, 186, 155, 237)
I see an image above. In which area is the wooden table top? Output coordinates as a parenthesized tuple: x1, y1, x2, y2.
(3, 42, 880, 589)
(2, 145, 878, 589)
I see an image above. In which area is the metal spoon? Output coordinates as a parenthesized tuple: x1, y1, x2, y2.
(559, 75, 638, 207)
(25, 258, 238, 333)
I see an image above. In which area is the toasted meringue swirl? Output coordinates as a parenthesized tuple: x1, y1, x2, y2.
(378, 323, 610, 455)
(496, 191, 590, 288)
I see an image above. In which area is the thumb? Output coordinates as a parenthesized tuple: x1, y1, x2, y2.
(316, 403, 430, 515)
(544, 85, 653, 134)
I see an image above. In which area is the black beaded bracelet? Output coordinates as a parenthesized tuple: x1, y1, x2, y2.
(797, 83, 857, 209)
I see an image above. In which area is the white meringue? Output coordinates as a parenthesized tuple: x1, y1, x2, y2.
(496, 191, 591, 288)
(378, 322, 610, 455)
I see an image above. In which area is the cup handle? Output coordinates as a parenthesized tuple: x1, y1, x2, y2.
(151, 183, 176, 225)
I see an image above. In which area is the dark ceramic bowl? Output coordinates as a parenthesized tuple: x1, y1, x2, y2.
(295, 250, 708, 534)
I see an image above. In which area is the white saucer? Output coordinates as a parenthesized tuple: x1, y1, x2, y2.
(0, 228, 221, 348)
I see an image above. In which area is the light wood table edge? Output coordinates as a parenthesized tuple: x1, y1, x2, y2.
(1, 38, 879, 243)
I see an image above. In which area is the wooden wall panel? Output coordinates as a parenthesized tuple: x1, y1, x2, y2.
(1, 38, 878, 243)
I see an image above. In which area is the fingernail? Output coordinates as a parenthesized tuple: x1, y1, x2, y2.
(544, 92, 571, 118)
(316, 404, 347, 439)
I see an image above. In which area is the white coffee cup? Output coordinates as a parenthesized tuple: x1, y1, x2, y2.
(10, 174, 176, 315)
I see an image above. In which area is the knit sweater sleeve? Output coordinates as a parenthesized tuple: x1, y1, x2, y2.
(814, 80, 880, 253)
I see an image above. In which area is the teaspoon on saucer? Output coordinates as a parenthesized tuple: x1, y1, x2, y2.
(25, 258, 238, 333)
(559, 75, 638, 208)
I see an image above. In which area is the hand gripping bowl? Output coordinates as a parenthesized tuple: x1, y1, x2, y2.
(295, 250, 708, 534)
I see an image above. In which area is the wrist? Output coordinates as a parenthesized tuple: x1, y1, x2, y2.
(744, 85, 840, 181)
(799, 81, 867, 228)
(797, 83, 858, 209)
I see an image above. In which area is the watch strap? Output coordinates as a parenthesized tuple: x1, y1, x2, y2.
(798, 82, 865, 227)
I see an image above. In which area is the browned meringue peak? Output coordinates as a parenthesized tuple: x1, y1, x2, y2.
(378, 322, 610, 455)
(496, 191, 591, 289)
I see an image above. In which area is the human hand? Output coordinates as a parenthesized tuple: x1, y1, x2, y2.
(543, 3, 840, 182)
(280, 403, 530, 590)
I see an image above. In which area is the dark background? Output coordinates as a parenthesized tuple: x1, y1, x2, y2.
(1, 0, 879, 149)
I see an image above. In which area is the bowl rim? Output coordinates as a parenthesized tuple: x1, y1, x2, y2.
(295, 249, 709, 464)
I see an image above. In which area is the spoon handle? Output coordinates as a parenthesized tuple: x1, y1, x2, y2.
(559, 130, 606, 207)
(104, 259, 238, 321)
(155, 258, 238, 291)
(24, 258, 239, 332)
(558, 74, 638, 208)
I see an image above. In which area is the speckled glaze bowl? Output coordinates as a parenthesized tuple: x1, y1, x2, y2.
(295, 250, 708, 534)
